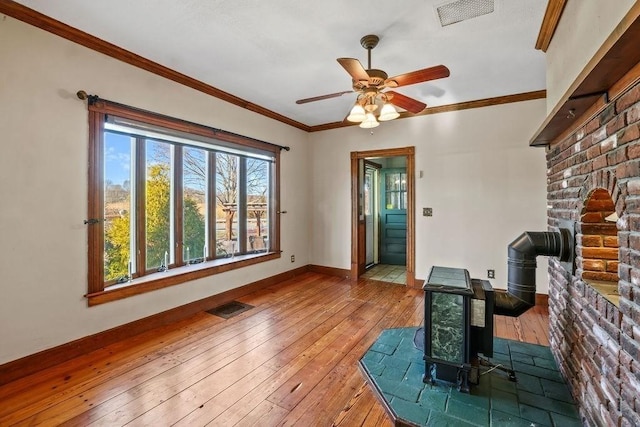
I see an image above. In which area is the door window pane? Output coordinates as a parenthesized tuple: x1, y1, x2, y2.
(183, 147, 207, 263)
(247, 159, 269, 253)
(104, 132, 134, 283)
(364, 171, 372, 216)
(216, 153, 239, 257)
(145, 140, 173, 270)
(385, 172, 407, 210)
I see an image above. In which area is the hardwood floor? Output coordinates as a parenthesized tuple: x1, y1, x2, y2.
(0, 272, 549, 426)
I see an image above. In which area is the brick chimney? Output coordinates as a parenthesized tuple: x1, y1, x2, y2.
(546, 80, 640, 426)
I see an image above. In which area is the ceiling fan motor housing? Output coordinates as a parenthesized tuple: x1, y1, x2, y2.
(366, 69, 388, 86)
(352, 68, 388, 91)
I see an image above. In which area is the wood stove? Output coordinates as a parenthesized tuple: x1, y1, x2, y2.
(421, 229, 572, 392)
(421, 266, 495, 392)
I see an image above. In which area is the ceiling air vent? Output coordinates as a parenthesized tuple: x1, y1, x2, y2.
(436, 0, 494, 26)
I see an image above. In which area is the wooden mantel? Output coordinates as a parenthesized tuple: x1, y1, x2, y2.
(530, 4, 640, 147)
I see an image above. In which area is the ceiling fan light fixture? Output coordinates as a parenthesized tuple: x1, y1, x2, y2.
(378, 102, 400, 121)
(347, 104, 366, 122)
(364, 103, 378, 113)
(359, 113, 379, 129)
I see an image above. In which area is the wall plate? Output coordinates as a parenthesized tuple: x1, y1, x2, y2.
(556, 219, 576, 275)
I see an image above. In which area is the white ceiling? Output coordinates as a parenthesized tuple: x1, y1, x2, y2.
(15, 0, 548, 128)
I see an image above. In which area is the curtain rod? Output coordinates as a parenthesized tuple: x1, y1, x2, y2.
(76, 90, 291, 151)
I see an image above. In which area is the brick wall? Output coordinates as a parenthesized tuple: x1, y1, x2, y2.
(546, 79, 640, 426)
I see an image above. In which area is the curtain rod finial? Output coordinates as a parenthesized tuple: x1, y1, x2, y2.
(77, 90, 99, 104)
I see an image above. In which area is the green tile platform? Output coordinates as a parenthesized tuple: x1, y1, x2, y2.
(359, 327, 581, 427)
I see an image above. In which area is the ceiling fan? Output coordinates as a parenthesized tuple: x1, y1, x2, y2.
(296, 34, 450, 128)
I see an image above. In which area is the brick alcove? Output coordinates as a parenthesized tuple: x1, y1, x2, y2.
(578, 188, 620, 305)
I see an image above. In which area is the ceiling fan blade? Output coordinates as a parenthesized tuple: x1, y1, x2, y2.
(386, 91, 427, 114)
(337, 58, 370, 84)
(385, 65, 450, 88)
(296, 90, 353, 104)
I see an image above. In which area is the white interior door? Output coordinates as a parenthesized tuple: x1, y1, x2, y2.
(364, 166, 376, 266)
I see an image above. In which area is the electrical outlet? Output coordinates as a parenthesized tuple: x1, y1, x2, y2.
(423, 207, 433, 217)
(291, 255, 295, 263)
(487, 269, 495, 279)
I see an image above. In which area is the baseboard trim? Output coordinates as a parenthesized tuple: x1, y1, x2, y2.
(308, 264, 351, 278)
(411, 277, 425, 290)
(536, 293, 549, 306)
(0, 265, 311, 386)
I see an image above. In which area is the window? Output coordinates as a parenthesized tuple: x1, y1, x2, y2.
(87, 100, 281, 305)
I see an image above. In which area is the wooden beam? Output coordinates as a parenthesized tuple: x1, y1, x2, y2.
(535, 0, 568, 52)
(530, 3, 640, 146)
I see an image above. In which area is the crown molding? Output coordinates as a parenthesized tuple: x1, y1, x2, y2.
(1, 0, 546, 134)
(309, 91, 547, 132)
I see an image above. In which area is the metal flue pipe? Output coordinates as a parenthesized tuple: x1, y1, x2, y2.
(494, 229, 572, 317)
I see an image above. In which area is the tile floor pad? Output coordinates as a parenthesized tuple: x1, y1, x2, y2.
(359, 328, 581, 427)
(361, 264, 406, 284)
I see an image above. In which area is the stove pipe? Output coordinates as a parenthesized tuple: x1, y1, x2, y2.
(494, 229, 572, 317)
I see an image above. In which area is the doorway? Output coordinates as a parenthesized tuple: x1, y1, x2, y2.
(350, 147, 415, 287)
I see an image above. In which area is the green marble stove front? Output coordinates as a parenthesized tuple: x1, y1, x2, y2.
(359, 328, 581, 427)
(429, 292, 464, 363)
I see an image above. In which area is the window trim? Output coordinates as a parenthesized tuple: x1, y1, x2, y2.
(87, 99, 281, 306)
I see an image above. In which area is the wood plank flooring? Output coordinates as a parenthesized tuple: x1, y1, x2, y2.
(0, 272, 549, 426)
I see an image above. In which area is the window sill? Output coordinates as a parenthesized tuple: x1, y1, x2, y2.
(86, 251, 281, 306)
(584, 279, 620, 307)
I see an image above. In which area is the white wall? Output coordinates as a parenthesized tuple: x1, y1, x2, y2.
(0, 14, 551, 366)
(308, 100, 549, 292)
(545, 0, 636, 112)
(0, 17, 310, 364)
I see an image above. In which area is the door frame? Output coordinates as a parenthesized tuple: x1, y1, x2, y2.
(350, 146, 415, 287)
